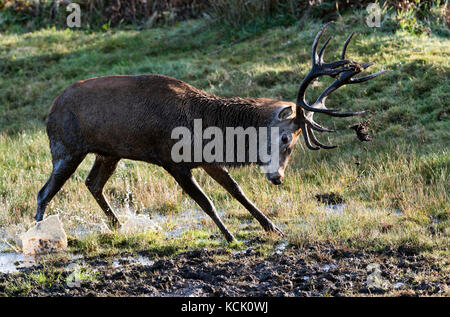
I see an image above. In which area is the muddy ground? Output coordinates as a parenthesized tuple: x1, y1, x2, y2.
(1, 242, 448, 297)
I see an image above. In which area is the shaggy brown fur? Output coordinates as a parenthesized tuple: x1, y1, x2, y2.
(36, 23, 385, 243)
(37, 74, 299, 242)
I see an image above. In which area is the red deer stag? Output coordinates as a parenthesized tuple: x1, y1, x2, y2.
(36, 23, 385, 242)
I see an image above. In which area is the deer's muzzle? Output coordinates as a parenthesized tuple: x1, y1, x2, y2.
(267, 173, 283, 185)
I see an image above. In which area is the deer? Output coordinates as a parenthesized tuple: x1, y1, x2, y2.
(36, 23, 385, 242)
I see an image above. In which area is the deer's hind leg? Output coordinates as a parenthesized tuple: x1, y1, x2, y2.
(85, 155, 120, 228)
(36, 144, 86, 222)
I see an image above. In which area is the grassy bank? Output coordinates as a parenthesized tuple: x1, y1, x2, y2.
(0, 13, 449, 258)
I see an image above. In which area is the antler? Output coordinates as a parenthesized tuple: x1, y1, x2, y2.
(296, 22, 386, 150)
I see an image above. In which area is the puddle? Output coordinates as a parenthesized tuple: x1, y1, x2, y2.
(394, 282, 405, 289)
(0, 251, 85, 274)
(136, 255, 154, 266)
(323, 203, 346, 215)
(0, 250, 155, 274)
(0, 207, 212, 274)
(69, 210, 162, 238)
(321, 264, 337, 272)
(238, 220, 254, 229)
(0, 252, 37, 274)
(319, 204, 404, 217)
(119, 213, 161, 235)
(112, 255, 154, 269)
(0, 226, 25, 252)
(391, 208, 403, 216)
(0, 241, 9, 253)
(69, 223, 111, 238)
(151, 208, 211, 238)
(274, 240, 289, 255)
(316, 193, 347, 215)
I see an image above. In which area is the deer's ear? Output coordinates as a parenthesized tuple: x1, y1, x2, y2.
(277, 106, 294, 120)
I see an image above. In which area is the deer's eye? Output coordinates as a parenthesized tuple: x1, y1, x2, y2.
(281, 135, 289, 144)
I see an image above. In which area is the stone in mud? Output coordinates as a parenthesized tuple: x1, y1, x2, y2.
(20, 215, 67, 255)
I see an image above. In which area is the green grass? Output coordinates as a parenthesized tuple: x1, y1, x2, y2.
(0, 14, 449, 257)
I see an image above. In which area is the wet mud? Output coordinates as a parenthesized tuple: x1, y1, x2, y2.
(1, 244, 448, 297)
(315, 193, 344, 205)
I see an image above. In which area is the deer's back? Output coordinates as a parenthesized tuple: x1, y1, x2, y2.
(46, 74, 199, 162)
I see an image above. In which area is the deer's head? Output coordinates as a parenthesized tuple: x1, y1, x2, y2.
(264, 22, 386, 185)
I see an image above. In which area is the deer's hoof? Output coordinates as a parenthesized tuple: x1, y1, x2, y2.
(225, 233, 236, 243)
(108, 219, 121, 230)
(264, 222, 285, 237)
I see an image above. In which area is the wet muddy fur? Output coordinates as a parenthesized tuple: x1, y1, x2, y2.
(36, 74, 288, 242)
(36, 24, 385, 242)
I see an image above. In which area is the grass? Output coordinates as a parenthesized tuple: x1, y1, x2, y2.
(0, 13, 449, 258)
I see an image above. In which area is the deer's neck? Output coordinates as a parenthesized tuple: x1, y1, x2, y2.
(186, 92, 277, 129)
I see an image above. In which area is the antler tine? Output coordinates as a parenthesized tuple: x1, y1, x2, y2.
(308, 77, 348, 114)
(309, 66, 386, 117)
(304, 111, 335, 132)
(324, 110, 367, 117)
(312, 22, 333, 63)
(362, 62, 375, 69)
(307, 126, 337, 149)
(350, 69, 387, 83)
(341, 32, 355, 59)
(295, 23, 386, 151)
(307, 119, 335, 132)
(318, 36, 332, 62)
(296, 22, 354, 110)
(299, 122, 320, 150)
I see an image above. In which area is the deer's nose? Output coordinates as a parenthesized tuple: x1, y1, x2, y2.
(271, 176, 283, 185)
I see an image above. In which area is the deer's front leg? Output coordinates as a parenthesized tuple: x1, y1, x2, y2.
(164, 165, 235, 242)
(202, 165, 284, 237)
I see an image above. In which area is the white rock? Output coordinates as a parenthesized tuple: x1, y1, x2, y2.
(20, 215, 67, 255)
